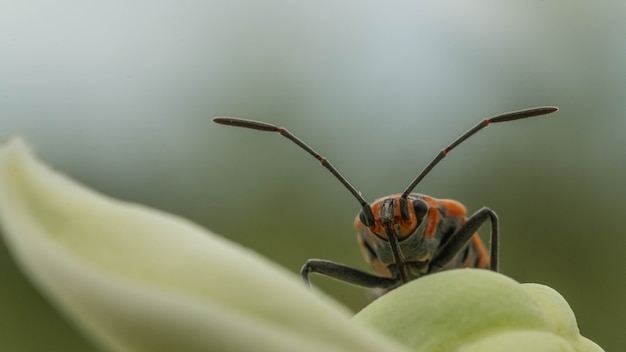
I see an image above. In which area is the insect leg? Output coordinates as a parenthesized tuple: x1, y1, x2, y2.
(430, 207, 499, 272)
(301, 259, 399, 289)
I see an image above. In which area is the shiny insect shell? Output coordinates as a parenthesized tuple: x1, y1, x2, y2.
(213, 106, 558, 295)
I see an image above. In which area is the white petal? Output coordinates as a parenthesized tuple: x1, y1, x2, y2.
(0, 138, 408, 352)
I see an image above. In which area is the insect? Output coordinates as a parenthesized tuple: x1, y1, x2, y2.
(213, 106, 558, 294)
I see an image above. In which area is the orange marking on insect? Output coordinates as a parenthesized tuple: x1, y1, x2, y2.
(366, 194, 420, 240)
(440, 199, 467, 218)
(424, 206, 439, 238)
(472, 235, 490, 269)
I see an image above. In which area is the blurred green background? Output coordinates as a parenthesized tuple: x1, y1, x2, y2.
(1, 0, 623, 351)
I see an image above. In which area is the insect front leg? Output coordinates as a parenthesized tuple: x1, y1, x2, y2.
(301, 259, 399, 289)
(430, 207, 499, 272)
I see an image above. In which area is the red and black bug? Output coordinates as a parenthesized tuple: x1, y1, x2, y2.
(213, 106, 558, 294)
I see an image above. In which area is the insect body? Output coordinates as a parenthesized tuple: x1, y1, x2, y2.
(213, 106, 558, 294)
(349, 193, 493, 293)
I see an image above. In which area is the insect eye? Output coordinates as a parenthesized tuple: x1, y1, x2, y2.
(358, 210, 368, 225)
(412, 199, 428, 220)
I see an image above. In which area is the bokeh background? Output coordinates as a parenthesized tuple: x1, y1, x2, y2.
(1, 0, 624, 350)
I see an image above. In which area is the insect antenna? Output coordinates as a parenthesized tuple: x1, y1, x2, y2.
(399, 106, 559, 219)
(213, 117, 376, 226)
